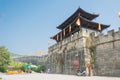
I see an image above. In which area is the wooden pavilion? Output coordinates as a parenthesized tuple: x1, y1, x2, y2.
(51, 7, 110, 42)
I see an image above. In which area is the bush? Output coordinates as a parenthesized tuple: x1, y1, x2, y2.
(31, 65, 46, 73)
(8, 62, 26, 71)
(0, 66, 7, 73)
(0, 46, 11, 72)
(31, 67, 38, 72)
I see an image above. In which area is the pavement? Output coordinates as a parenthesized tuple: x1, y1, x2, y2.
(0, 73, 120, 80)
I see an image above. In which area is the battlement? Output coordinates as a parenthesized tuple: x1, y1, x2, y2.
(93, 27, 120, 45)
(48, 30, 83, 54)
(49, 28, 97, 54)
(49, 27, 120, 54)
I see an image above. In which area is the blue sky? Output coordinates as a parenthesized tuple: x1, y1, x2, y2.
(0, 0, 120, 55)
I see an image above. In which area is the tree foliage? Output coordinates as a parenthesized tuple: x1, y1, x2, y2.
(9, 61, 26, 70)
(32, 65, 46, 73)
(0, 46, 11, 72)
(86, 35, 96, 75)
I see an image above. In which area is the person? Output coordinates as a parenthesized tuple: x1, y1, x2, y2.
(40, 70, 43, 73)
(86, 62, 91, 76)
(47, 68, 50, 74)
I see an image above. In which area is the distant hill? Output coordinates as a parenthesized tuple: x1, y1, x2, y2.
(10, 53, 22, 58)
(13, 55, 48, 65)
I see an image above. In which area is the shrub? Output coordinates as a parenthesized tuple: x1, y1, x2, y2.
(0, 66, 7, 73)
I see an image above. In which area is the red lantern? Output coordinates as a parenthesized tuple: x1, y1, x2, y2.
(76, 18, 81, 26)
(98, 23, 101, 32)
(118, 12, 120, 18)
(69, 25, 71, 33)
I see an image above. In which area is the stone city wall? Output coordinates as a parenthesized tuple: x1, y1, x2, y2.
(48, 27, 120, 77)
(48, 30, 83, 74)
(94, 28, 120, 77)
(47, 28, 96, 75)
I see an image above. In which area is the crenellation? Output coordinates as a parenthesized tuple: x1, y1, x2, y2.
(114, 40, 120, 48)
(78, 30, 83, 38)
(94, 28, 120, 45)
(107, 29, 114, 36)
(97, 33, 104, 44)
(107, 29, 114, 41)
(90, 32, 96, 38)
(74, 32, 79, 40)
(119, 27, 120, 31)
(62, 39, 66, 45)
(117, 27, 120, 33)
(114, 31, 120, 40)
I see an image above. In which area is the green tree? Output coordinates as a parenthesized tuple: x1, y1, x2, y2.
(9, 61, 26, 70)
(32, 65, 46, 73)
(0, 46, 11, 72)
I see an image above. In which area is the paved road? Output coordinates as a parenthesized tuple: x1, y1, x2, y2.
(0, 73, 120, 80)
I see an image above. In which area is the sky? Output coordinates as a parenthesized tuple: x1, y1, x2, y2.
(0, 0, 120, 55)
